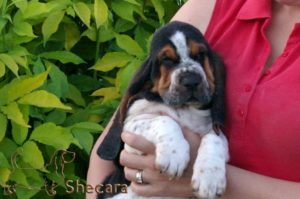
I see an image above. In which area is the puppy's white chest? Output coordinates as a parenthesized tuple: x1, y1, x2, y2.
(125, 99, 213, 136)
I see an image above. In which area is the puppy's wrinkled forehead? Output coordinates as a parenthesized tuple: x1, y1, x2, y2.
(150, 21, 207, 57)
(169, 31, 190, 61)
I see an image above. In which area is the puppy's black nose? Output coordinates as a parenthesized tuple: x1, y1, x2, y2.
(180, 73, 201, 89)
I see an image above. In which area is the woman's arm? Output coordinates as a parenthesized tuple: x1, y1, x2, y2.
(86, 114, 116, 199)
(224, 165, 300, 199)
(171, 0, 216, 33)
(120, 132, 300, 199)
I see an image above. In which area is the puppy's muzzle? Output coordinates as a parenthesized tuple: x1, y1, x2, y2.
(179, 72, 201, 91)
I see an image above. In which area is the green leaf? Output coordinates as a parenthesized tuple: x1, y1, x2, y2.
(45, 61, 69, 97)
(0, 138, 18, 159)
(66, 84, 86, 107)
(151, 0, 165, 21)
(11, 105, 29, 145)
(94, 0, 108, 29)
(30, 123, 80, 150)
(22, 1, 49, 19)
(10, 55, 27, 69)
(21, 141, 44, 169)
(72, 129, 93, 154)
(99, 25, 115, 42)
(64, 22, 80, 51)
(0, 70, 49, 106)
(115, 19, 135, 33)
(0, 152, 10, 168)
(1, 102, 30, 128)
(91, 52, 133, 72)
(73, 2, 91, 28)
(12, 0, 28, 12)
(116, 59, 142, 94)
(22, 166, 44, 186)
(116, 34, 144, 57)
(45, 109, 66, 125)
(82, 27, 96, 41)
(111, 1, 134, 23)
(12, 121, 29, 145)
(66, 6, 75, 17)
(47, 0, 72, 11)
(42, 11, 65, 44)
(111, 1, 145, 23)
(71, 122, 103, 133)
(134, 26, 152, 52)
(68, 74, 102, 92)
(15, 186, 40, 199)
(124, 0, 141, 6)
(0, 113, 7, 142)
(13, 21, 36, 37)
(10, 169, 29, 186)
(18, 90, 72, 110)
(16, 169, 42, 199)
(9, 46, 30, 57)
(32, 57, 46, 75)
(91, 87, 120, 103)
(6, 48, 29, 70)
(0, 168, 10, 186)
(0, 61, 5, 77)
(40, 51, 85, 64)
(0, 17, 8, 33)
(0, 54, 19, 77)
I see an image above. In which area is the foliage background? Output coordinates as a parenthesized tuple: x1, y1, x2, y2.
(0, 0, 185, 198)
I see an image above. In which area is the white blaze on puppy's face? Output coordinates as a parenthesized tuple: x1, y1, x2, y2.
(169, 31, 209, 88)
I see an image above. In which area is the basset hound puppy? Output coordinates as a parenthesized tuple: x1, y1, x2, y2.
(97, 21, 229, 199)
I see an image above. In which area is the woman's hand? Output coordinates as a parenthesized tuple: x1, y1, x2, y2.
(120, 127, 202, 197)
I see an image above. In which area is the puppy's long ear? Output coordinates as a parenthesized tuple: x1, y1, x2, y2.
(127, 59, 154, 95)
(119, 58, 154, 120)
(205, 52, 226, 132)
(97, 58, 153, 163)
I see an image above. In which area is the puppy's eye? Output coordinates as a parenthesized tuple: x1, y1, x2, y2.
(191, 52, 205, 62)
(161, 56, 178, 66)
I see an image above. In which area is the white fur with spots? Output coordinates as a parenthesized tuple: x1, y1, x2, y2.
(109, 99, 228, 199)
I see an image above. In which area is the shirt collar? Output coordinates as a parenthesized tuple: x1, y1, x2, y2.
(237, 0, 272, 20)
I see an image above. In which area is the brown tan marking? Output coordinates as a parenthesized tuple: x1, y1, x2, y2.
(157, 44, 178, 61)
(152, 45, 178, 95)
(152, 64, 174, 96)
(203, 56, 215, 94)
(189, 40, 207, 57)
(189, 40, 215, 93)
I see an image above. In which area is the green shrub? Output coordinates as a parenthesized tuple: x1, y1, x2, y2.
(0, 0, 184, 198)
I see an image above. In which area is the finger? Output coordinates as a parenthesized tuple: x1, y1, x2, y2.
(182, 127, 202, 146)
(182, 127, 202, 163)
(124, 167, 169, 183)
(131, 181, 194, 197)
(121, 132, 155, 154)
(119, 150, 156, 170)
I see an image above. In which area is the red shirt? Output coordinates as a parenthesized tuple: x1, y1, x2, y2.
(205, 0, 300, 182)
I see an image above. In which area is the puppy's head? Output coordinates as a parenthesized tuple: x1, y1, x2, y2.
(150, 24, 216, 108)
(98, 21, 225, 162)
(125, 21, 222, 110)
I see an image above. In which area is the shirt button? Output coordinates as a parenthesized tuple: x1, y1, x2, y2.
(238, 109, 245, 117)
(264, 70, 271, 76)
(281, 51, 289, 57)
(244, 84, 252, 92)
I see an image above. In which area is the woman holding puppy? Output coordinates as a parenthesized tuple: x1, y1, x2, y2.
(87, 0, 300, 198)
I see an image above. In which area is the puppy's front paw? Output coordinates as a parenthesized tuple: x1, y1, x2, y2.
(155, 139, 190, 178)
(192, 158, 226, 199)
